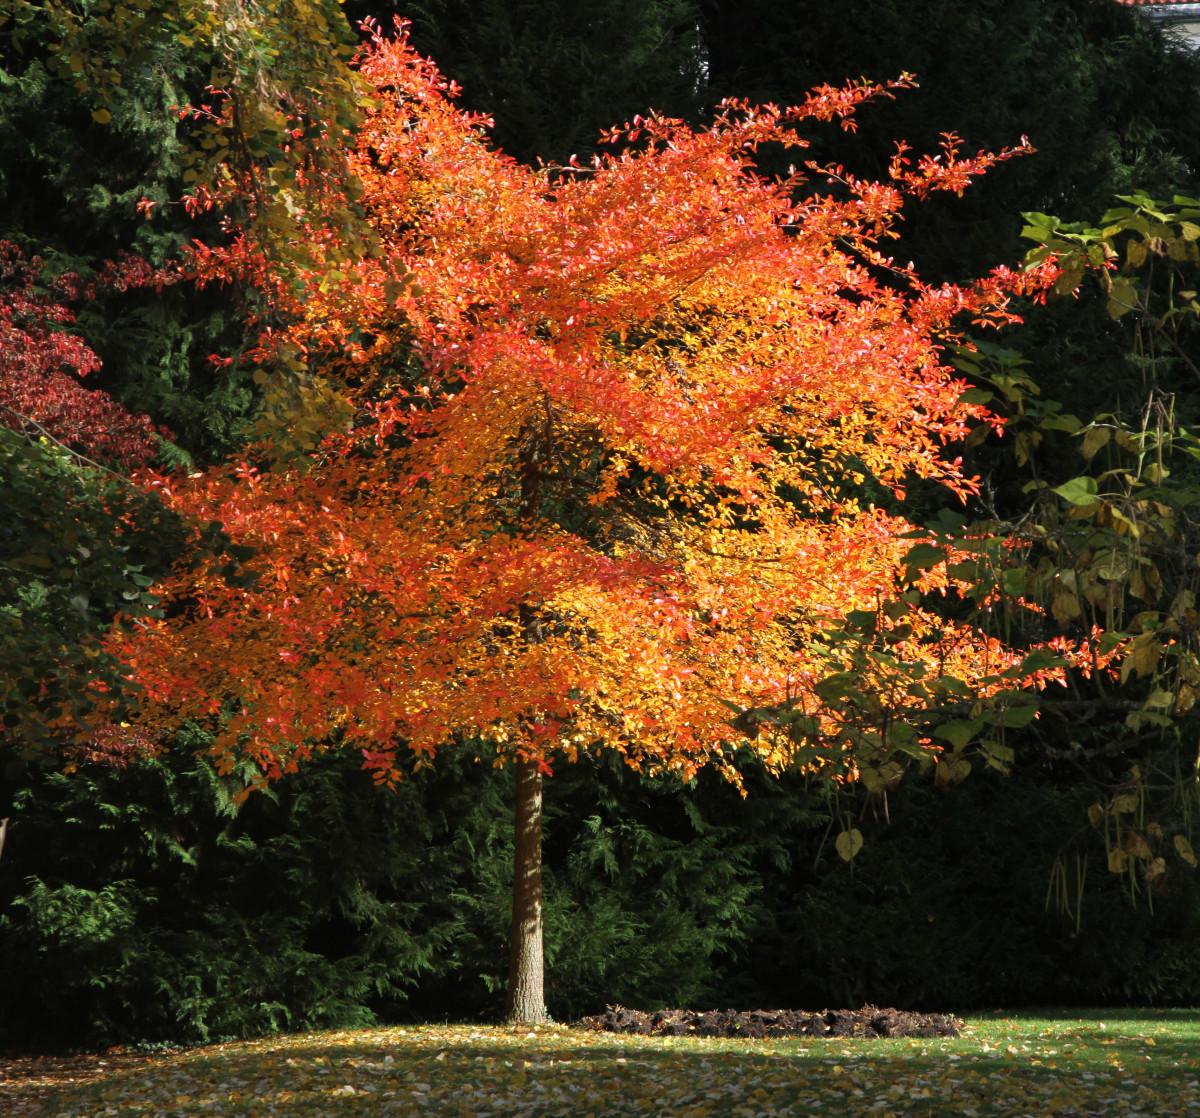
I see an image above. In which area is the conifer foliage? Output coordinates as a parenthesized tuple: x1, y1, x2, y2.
(109, 25, 1067, 1021)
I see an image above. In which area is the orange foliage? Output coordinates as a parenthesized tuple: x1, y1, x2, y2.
(110, 23, 1060, 790)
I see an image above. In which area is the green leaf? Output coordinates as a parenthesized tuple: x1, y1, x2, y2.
(934, 718, 984, 751)
(984, 703, 1038, 729)
(934, 675, 972, 697)
(1052, 476, 1099, 505)
(844, 609, 877, 631)
(902, 543, 946, 572)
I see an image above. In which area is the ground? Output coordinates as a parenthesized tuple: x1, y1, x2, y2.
(0, 1050, 160, 1117)
(0, 1005, 962, 1114)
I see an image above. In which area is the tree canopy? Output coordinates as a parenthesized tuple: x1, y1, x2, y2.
(96, 25, 1092, 1020)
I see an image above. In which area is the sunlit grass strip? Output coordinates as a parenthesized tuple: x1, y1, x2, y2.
(39, 1010, 1200, 1117)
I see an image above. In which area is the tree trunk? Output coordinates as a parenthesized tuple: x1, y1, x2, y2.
(506, 758, 549, 1023)
(505, 407, 553, 1023)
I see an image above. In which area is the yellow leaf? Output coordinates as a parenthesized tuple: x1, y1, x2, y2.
(1051, 591, 1081, 627)
(1174, 834, 1198, 868)
(1087, 803, 1105, 828)
(1114, 793, 1138, 814)
(1108, 847, 1129, 873)
(1133, 639, 1161, 679)
(1081, 426, 1111, 460)
(835, 829, 863, 862)
(91, 107, 111, 125)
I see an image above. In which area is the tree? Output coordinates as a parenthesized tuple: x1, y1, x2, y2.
(0, 242, 184, 763)
(935, 193, 1200, 905)
(106, 26, 1071, 1022)
(0, 241, 164, 463)
(1, 0, 370, 274)
(394, 0, 706, 166)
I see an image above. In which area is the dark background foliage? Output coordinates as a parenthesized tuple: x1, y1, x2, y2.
(5, 744, 1200, 1052)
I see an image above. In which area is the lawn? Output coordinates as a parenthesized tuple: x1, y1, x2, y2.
(19, 1009, 1200, 1117)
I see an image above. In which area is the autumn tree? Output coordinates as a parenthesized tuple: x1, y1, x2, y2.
(0, 242, 186, 765)
(107, 25, 1075, 1022)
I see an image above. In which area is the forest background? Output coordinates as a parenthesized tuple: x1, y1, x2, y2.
(4, 0, 1200, 1051)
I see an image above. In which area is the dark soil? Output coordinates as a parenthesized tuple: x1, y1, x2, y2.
(574, 1004, 964, 1039)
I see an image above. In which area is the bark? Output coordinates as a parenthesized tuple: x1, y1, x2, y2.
(505, 758, 549, 1022)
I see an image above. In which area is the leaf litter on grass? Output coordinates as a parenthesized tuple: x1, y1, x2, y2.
(28, 1011, 1200, 1118)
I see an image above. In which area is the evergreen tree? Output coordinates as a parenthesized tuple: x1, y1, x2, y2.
(356, 0, 706, 165)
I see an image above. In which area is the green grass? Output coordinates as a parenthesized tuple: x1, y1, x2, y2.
(37, 1009, 1200, 1117)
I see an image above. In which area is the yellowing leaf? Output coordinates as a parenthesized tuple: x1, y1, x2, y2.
(91, 107, 112, 125)
(835, 829, 863, 862)
(1107, 276, 1138, 319)
(1108, 847, 1129, 874)
(1174, 834, 1198, 867)
(1133, 640, 1161, 679)
(1051, 591, 1081, 627)
(1081, 426, 1111, 460)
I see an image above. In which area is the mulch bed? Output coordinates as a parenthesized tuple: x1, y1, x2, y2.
(574, 1004, 965, 1039)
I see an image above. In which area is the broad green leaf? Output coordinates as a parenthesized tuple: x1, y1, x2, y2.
(985, 703, 1038, 729)
(1052, 476, 1098, 505)
(934, 718, 982, 751)
(902, 543, 945, 572)
(939, 756, 971, 784)
(934, 675, 972, 697)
